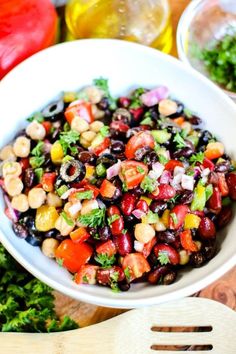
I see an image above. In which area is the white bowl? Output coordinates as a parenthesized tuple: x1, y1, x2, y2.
(0, 39, 236, 308)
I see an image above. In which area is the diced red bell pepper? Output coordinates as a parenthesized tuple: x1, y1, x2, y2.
(110, 121, 129, 133)
(100, 179, 116, 199)
(42, 121, 52, 135)
(92, 137, 111, 156)
(169, 205, 189, 230)
(41, 172, 56, 192)
(180, 230, 198, 252)
(65, 100, 94, 124)
(217, 173, 229, 197)
(203, 158, 214, 171)
(96, 240, 117, 257)
(70, 227, 90, 243)
(122, 253, 151, 281)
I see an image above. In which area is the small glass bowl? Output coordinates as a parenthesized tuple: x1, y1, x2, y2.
(177, 0, 236, 101)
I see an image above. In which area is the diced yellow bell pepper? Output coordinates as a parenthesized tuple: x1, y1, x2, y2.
(161, 209, 170, 228)
(35, 205, 59, 232)
(140, 196, 152, 206)
(63, 91, 77, 103)
(184, 213, 201, 230)
(51, 141, 64, 164)
(85, 165, 95, 180)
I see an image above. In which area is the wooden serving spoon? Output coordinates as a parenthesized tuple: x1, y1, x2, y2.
(1, 297, 235, 354)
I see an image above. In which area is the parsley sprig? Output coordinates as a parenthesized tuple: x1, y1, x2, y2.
(78, 208, 105, 227)
(190, 152, 204, 165)
(94, 254, 116, 268)
(93, 78, 117, 110)
(173, 132, 186, 149)
(157, 251, 170, 265)
(140, 176, 157, 193)
(59, 130, 80, 155)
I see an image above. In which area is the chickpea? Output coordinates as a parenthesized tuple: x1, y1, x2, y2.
(13, 136, 31, 158)
(84, 86, 103, 104)
(154, 220, 166, 232)
(28, 187, 46, 209)
(179, 250, 190, 265)
(4, 176, 23, 197)
(92, 104, 105, 119)
(90, 121, 104, 133)
(2, 161, 22, 179)
(26, 121, 46, 140)
(54, 215, 75, 236)
(11, 194, 29, 212)
(71, 116, 89, 133)
(80, 199, 98, 215)
(134, 223, 155, 244)
(80, 137, 91, 149)
(158, 99, 178, 117)
(81, 130, 96, 142)
(0, 145, 16, 161)
(42, 238, 59, 258)
(47, 192, 62, 208)
(64, 201, 81, 219)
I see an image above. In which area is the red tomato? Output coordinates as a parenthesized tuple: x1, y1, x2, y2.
(55, 240, 93, 273)
(70, 227, 90, 243)
(165, 160, 183, 172)
(42, 121, 52, 135)
(169, 205, 189, 230)
(92, 137, 111, 156)
(96, 240, 117, 257)
(203, 158, 215, 171)
(180, 230, 198, 252)
(217, 173, 229, 197)
(119, 160, 148, 189)
(0, 0, 57, 79)
(65, 100, 94, 124)
(41, 172, 56, 192)
(110, 121, 129, 133)
(122, 253, 151, 281)
(142, 236, 157, 258)
(100, 179, 116, 198)
(125, 131, 155, 159)
(74, 265, 98, 285)
(154, 244, 180, 265)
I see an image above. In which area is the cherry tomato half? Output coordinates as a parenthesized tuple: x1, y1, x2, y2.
(119, 160, 148, 189)
(122, 253, 151, 281)
(125, 131, 155, 159)
(65, 100, 94, 124)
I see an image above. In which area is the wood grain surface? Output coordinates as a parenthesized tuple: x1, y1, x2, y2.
(54, 0, 236, 335)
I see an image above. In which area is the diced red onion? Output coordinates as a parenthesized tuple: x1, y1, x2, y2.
(152, 162, 165, 179)
(173, 166, 185, 176)
(132, 209, 146, 219)
(97, 199, 106, 209)
(106, 160, 121, 180)
(194, 166, 201, 178)
(4, 194, 19, 223)
(160, 170, 171, 184)
(181, 174, 194, 191)
(140, 86, 169, 107)
(201, 168, 211, 177)
(43, 140, 52, 154)
(61, 188, 77, 200)
(68, 201, 82, 216)
(134, 240, 144, 252)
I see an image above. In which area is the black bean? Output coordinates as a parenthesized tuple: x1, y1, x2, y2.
(157, 230, 177, 244)
(12, 223, 28, 239)
(97, 97, 109, 110)
(202, 240, 216, 261)
(134, 147, 150, 161)
(214, 161, 231, 173)
(206, 212, 218, 223)
(124, 214, 136, 225)
(118, 281, 130, 291)
(163, 270, 177, 285)
(172, 147, 194, 159)
(179, 191, 194, 204)
(168, 101, 184, 118)
(190, 252, 206, 267)
(78, 151, 96, 165)
(44, 229, 60, 238)
(145, 151, 159, 168)
(149, 107, 159, 121)
(131, 186, 145, 196)
(150, 201, 168, 214)
(189, 115, 202, 125)
(42, 100, 64, 122)
(25, 234, 43, 247)
(99, 226, 111, 241)
(96, 153, 117, 167)
(24, 168, 35, 188)
(198, 130, 213, 146)
(111, 140, 125, 154)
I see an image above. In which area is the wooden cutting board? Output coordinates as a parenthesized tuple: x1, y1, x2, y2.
(54, 0, 236, 331)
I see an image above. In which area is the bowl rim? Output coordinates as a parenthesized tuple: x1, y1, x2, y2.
(1, 38, 236, 308)
(176, 0, 236, 101)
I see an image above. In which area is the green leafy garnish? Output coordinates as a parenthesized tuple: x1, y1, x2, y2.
(100, 125, 110, 137)
(190, 152, 205, 165)
(157, 251, 170, 265)
(0, 245, 78, 332)
(34, 168, 43, 182)
(184, 107, 193, 118)
(93, 77, 117, 110)
(29, 156, 45, 169)
(205, 184, 213, 201)
(122, 182, 128, 192)
(173, 132, 186, 149)
(78, 208, 105, 227)
(140, 117, 153, 126)
(76, 190, 93, 200)
(82, 275, 89, 283)
(107, 214, 120, 225)
(94, 254, 116, 268)
(129, 88, 145, 108)
(142, 210, 159, 224)
(31, 141, 44, 157)
(124, 267, 131, 282)
(136, 166, 145, 173)
(56, 258, 64, 267)
(59, 130, 80, 155)
(158, 154, 169, 165)
(27, 112, 44, 123)
(140, 176, 157, 193)
(61, 212, 74, 227)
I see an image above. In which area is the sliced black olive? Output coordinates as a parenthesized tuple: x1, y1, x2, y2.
(60, 160, 85, 183)
(42, 100, 64, 122)
(96, 153, 117, 167)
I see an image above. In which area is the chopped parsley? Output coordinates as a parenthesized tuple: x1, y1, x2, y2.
(59, 130, 80, 155)
(158, 251, 170, 265)
(158, 154, 169, 165)
(136, 166, 145, 173)
(56, 185, 68, 197)
(124, 267, 131, 282)
(56, 258, 64, 267)
(27, 112, 44, 123)
(107, 214, 120, 225)
(110, 271, 119, 283)
(129, 87, 145, 108)
(184, 107, 193, 118)
(29, 156, 45, 169)
(122, 229, 128, 234)
(61, 212, 74, 227)
(122, 181, 128, 192)
(76, 190, 93, 200)
(78, 208, 105, 227)
(82, 275, 89, 283)
(31, 141, 44, 157)
(93, 77, 117, 110)
(34, 167, 43, 182)
(94, 254, 116, 268)
(190, 152, 204, 165)
(173, 132, 186, 149)
(140, 176, 157, 193)
(100, 125, 110, 137)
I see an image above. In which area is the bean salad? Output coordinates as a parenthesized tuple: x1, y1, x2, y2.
(1, 78, 236, 292)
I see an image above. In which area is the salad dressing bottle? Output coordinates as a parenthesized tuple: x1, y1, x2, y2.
(65, 0, 173, 53)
